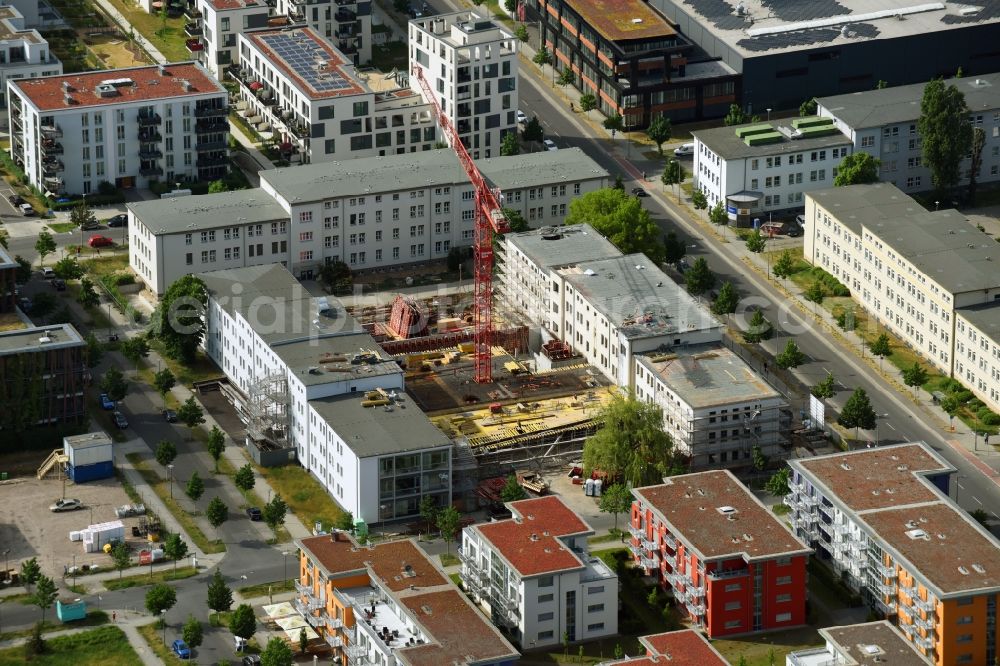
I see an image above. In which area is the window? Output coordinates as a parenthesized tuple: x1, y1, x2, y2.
(724, 620, 742, 630)
(776, 576, 792, 585)
(538, 576, 554, 588)
(861, 135, 874, 148)
(724, 583, 742, 592)
(775, 612, 792, 623)
(185, 253, 193, 265)
(538, 631, 554, 640)
(537, 612, 554, 622)
(299, 211, 312, 223)
(957, 634, 973, 644)
(957, 597, 974, 606)
(587, 586, 604, 594)
(586, 623, 605, 632)
(587, 604, 604, 613)
(300, 232, 313, 242)
(724, 601, 742, 611)
(537, 593, 553, 603)
(776, 593, 792, 603)
(957, 616, 974, 625)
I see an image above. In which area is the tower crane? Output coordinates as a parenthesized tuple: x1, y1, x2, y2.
(411, 65, 510, 383)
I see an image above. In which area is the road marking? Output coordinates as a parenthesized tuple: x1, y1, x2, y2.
(957, 482, 965, 489)
(973, 496, 983, 505)
(885, 422, 896, 431)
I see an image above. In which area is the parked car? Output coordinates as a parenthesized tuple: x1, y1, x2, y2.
(106, 214, 128, 228)
(543, 139, 558, 151)
(631, 187, 649, 197)
(163, 409, 177, 423)
(516, 110, 528, 124)
(50, 498, 83, 512)
(242, 656, 261, 666)
(99, 393, 116, 410)
(795, 214, 805, 228)
(42, 267, 55, 279)
(52, 278, 66, 291)
(786, 225, 801, 237)
(112, 411, 129, 429)
(171, 639, 191, 659)
(235, 635, 249, 652)
(88, 235, 114, 248)
(246, 507, 262, 521)
(673, 142, 695, 157)
(19, 202, 34, 216)
(8, 194, 24, 206)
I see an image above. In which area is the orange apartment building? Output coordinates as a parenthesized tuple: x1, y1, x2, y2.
(295, 532, 520, 666)
(603, 629, 729, 665)
(787, 443, 1000, 666)
(630, 470, 812, 638)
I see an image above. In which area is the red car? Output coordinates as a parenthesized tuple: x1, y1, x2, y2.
(88, 235, 114, 248)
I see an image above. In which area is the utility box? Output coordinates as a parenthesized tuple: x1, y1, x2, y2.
(64, 432, 114, 483)
(56, 598, 87, 622)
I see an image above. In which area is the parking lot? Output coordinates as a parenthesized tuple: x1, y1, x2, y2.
(0, 474, 145, 579)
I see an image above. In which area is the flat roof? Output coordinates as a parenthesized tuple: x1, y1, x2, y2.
(0, 244, 16, 269)
(0, 323, 84, 355)
(790, 443, 953, 513)
(661, 0, 1000, 59)
(957, 302, 1000, 343)
(693, 120, 852, 161)
(208, 0, 268, 10)
(243, 27, 366, 100)
(820, 621, 931, 665)
(633, 470, 812, 562)
(128, 188, 288, 235)
(308, 390, 451, 459)
(0, 6, 43, 44)
(474, 496, 593, 577)
(11, 63, 224, 112)
(810, 184, 1000, 294)
(639, 630, 729, 665)
(505, 223, 622, 270)
(818, 74, 1000, 130)
(637, 346, 781, 409)
(262, 147, 607, 204)
(410, 10, 514, 46)
(562, 0, 677, 43)
(64, 431, 113, 450)
(560, 254, 722, 340)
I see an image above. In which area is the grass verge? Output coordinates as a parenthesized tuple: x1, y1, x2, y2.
(238, 579, 295, 598)
(137, 621, 186, 665)
(439, 553, 460, 567)
(0, 611, 109, 642)
(146, 338, 223, 387)
(46, 222, 77, 233)
(256, 463, 347, 532)
(103, 565, 198, 591)
(710, 626, 823, 666)
(0, 623, 133, 664)
(125, 452, 226, 554)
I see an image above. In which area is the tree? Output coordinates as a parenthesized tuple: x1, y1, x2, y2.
(523, 116, 544, 143)
(207, 570, 233, 617)
(812, 372, 837, 399)
(31, 575, 57, 623)
(968, 126, 986, 204)
(765, 467, 791, 497)
(100, 366, 128, 402)
(869, 333, 891, 369)
(77, 277, 99, 308)
(772, 250, 795, 279)
(298, 627, 308, 655)
(691, 189, 708, 210)
(163, 533, 189, 572)
(711, 281, 739, 315)
(177, 395, 205, 430)
(206, 425, 225, 472)
(436, 505, 461, 554)
(941, 395, 961, 428)
(834, 153, 881, 186)
(684, 257, 716, 295)
(335, 511, 355, 532)
(838, 387, 877, 438)
(83, 333, 103, 369)
(752, 444, 768, 471)
(501, 208, 529, 234)
(263, 495, 288, 532)
(836, 307, 856, 332)
(902, 362, 928, 394)
(918, 79, 973, 194)
(154, 275, 208, 363)
(564, 188, 665, 262)
(970, 508, 990, 528)
(120, 335, 150, 374)
(603, 113, 623, 138)
(743, 309, 772, 343)
(206, 497, 229, 527)
(14, 255, 32, 283)
(661, 160, 684, 191)
(579, 93, 597, 116)
(724, 103, 747, 126)
(708, 201, 727, 226)
(875, 79, 887, 89)
(583, 390, 681, 487)
(20, 557, 41, 592)
(53, 257, 84, 280)
(598, 483, 632, 531)
(532, 45, 552, 67)
(35, 232, 56, 267)
(208, 179, 228, 194)
(613, 174, 624, 190)
(646, 114, 671, 155)
(31, 291, 57, 318)
(183, 615, 203, 650)
(500, 131, 520, 156)
(261, 636, 295, 666)
(186, 471, 205, 501)
(155, 440, 178, 467)
(146, 583, 177, 618)
(556, 67, 575, 87)
(318, 260, 352, 293)
(799, 97, 817, 117)
(70, 200, 97, 231)
(775, 340, 806, 370)
(153, 368, 176, 401)
(234, 463, 256, 493)
(745, 230, 766, 254)
(500, 474, 528, 502)
(514, 24, 529, 42)
(419, 495, 438, 537)
(111, 541, 130, 580)
(229, 603, 256, 640)
(804, 281, 826, 304)
(663, 231, 686, 265)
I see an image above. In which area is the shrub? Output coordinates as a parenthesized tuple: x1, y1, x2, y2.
(976, 407, 1000, 426)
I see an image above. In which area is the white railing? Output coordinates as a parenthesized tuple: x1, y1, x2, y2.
(787, 649, 834, 666)
(641, 537, 656, 552)
(875, 563, 896, 578)
(326, 634, 344, 648)
(295, 580, 311, 594)
(662, 532, 677, 550)
(628, 524, 644, 539)
(915, 635, 934, 650)
(685, 600, 705, 616)
(876, 582, 896, 596)
(912, 595, 935, 612)
(914, 614, 935, 631)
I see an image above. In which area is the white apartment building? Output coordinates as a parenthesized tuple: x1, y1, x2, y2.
(692, 118, 852, 225)
(804, 183, 1000, 414)
(409, 10, 518, 160)
(129, 148, 608, 294)
(501, 225, 723, 387)
(460, 495, 618, 648)
(234, 26, 436, 163)
(817, 73, 1000, 195)
(0, 4, 61, 108)
(199, 263, 453, 523)
(8, 62, 228, 196)
(788, 621, 932, 666)
(634, 345, 785, 469)
(189, 0, 271, 79)
(275, 0, 371, 64)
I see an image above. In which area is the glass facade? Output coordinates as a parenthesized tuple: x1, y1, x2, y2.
(377, 449, 450, 520)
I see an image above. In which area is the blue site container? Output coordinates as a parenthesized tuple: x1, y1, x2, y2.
(56, 598, 87, 622)
(68, 460, 114, 483)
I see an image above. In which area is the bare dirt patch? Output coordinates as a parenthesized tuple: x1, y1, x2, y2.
(82, 33, 151, 69)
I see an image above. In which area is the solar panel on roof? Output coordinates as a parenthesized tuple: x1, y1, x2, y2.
(260, 32, 354, 93)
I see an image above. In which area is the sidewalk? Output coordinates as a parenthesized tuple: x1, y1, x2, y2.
(229, 123, 277, 173)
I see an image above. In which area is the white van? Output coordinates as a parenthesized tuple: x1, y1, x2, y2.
(673, 143, 694, 157)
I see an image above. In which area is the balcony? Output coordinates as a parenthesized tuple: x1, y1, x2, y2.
(137, 113, 162, 126)
(43, 176, 63, 190)
(912, 595, 935, 613)
(707, 568, 749, 580)
(196, 156, 227, 168)
(628, 524, 643, 540)
(640, 554, 659, 571)
(641, 537, 656, 553)
(874, 563, 896, 579)
(325, 634, 344, 648)
(662, 532, 677, 550)
(139, 148, 163, 159)
(914, 635, 934, 650)
(196, 140, 227, 151)
(185, 21, 202, 36)
(196, 119, 227, 133)
(41, 139, 63, 155)
(684, 600, 705, 616)
(686, 585, 705, 599)
(913, 614, 935, 631)
(138, 129, 162, 142)
(335, 8, 356, 21)
(875, 582, 896, 597)
(40, 124, 62, 137)
(139, 165, 164, 177)
(186, 38, 204, 53)
(42, 159, 64, 175)
(195, 104, 227, 118)
(295, 580, 311, 594)
(184, 5, 201, 19)
(338, 41, 358, 55)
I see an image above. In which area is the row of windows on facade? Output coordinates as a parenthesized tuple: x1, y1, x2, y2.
(185, 242, 456, 265)
(749, 148, 849, 171)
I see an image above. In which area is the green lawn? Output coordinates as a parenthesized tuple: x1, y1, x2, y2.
(238, 579, 295, 598)
(439, 553, 460, 567)
(103, 0, 190, 62)
(137, 622, 187, 665)
(257, 463, 347, 532)
(146, 338, 224, 387)
(711, 626, 823, 666)
(46, 222, 77, 233)
(103, 565, 198, 591)
(0, 611, 109, 642)
(0, 624, 138, 665)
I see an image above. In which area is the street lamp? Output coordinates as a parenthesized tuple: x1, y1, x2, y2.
(282, 551, 290, 590)
(766, 107, 772, 121)
(874, 413, 890, 447)
(2, 549, 9, 583)
(379, 504, 388, 540)
(167, 464, 174, 499)
(160, 609, 167, 645)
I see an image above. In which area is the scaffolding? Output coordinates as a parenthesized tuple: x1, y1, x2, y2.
(245, 373, 290, 451)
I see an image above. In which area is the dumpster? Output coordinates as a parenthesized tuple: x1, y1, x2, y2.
(56, 598, 87, 622)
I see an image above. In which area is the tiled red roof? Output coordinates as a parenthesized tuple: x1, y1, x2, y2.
(298, 534, 447, 592)
(11, 63, 224, 112)
(640, 630, 729, 665)
(475, 495, 592, 577)
(244, 27, 366, 100)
